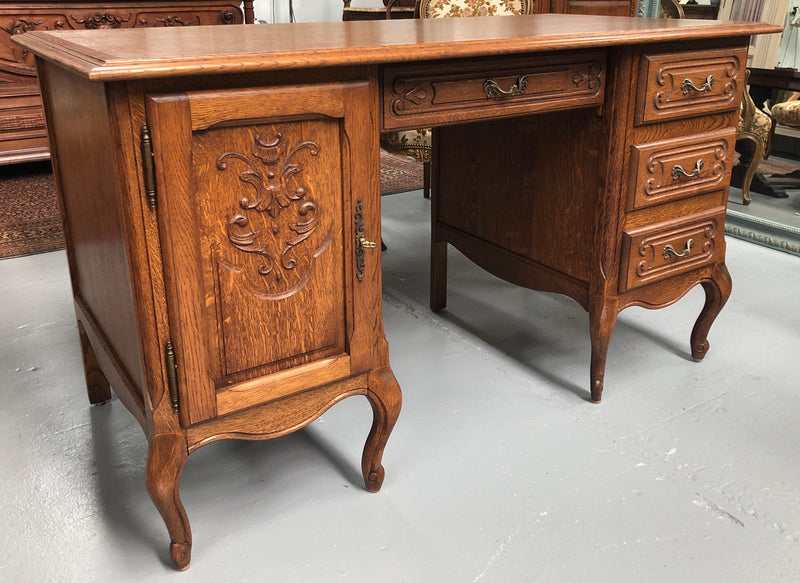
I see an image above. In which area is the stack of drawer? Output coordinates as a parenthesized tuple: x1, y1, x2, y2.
(620, 48, 746, 293)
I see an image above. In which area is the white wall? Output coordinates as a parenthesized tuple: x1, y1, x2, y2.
(253, 0, 384, 23)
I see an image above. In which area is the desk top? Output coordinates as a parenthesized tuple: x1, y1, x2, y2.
(14, 14, 780, 81)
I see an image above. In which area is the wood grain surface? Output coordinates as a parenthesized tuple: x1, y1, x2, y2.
(14, 15, 780, 80)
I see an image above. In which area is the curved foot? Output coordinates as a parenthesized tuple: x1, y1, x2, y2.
(589, 296, 618, 404)
(740, 136, 763, 206)
(364, 464, 386, 494)
(590, 380, 603, 404)
(77, 321, 112, 405)
(362, 367, 402, 492)
(145, 434, 192, 571)
(170, 542, 191, 571)
(691, 263, 732, 362)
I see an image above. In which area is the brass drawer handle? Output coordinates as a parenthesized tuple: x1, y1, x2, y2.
(671, 159, 704, 180)
(483, 75, 529, 98)
(663, 239, 694, 259)
(681, 75, 714, 95)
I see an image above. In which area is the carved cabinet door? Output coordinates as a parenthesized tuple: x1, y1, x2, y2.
(145, 81, 381, 426)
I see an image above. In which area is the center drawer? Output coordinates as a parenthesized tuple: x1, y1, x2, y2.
(381, 51, 606, 131)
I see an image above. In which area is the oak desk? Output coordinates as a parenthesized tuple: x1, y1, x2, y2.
(15, 15, 779, 570)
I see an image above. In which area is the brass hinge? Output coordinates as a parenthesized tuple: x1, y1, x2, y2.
(164, 340, 179, 412)
(141, 123, 157, 210)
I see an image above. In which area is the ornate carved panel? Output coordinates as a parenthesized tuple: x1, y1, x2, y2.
(1, 15, 67, 71)
(635, 48, 747, 125)
(70, 11, 131, 28)
(215, 131, 329, 300)
(628, 128, 736, 210)
(620, 208, 724, 292)
(183, 120, 346, 381)
(135, 8, 241, 27)
(145, 13, 201, 26)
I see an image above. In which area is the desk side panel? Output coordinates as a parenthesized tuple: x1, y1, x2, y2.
(37, 61, 145, 404)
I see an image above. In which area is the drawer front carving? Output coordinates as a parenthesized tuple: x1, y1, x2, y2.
(635, 48, 746, 125)
(628, 128, 736, 210)
(382, 51, 605, 130)
(620, 207, 724, 292)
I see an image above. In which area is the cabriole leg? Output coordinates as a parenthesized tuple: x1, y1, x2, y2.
(691, 263, 732, 361)
(362, 367, 402, 492)
(77, 321, 111, 405)
(145, 434, 191, 570)
(588, 297, 619, 404)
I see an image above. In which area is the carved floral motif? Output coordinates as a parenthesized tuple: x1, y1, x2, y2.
(390, 80, 431, 115)
(2, 17, 67, 67)
(571, 64, 602, 91)
(156, 15, 200, 26)
(216, 132, 327, 298)
(137, 14, 202, 26)
(71, 12, 131, 29)
(1, 18, 45, 36)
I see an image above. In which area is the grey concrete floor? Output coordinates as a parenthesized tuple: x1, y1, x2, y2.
(2, 190, 800, 582)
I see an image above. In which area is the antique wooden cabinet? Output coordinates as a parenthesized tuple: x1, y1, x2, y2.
(15, 15, 778, 569)
(0, 0, 253, 165)
(18, 37, 402, 570)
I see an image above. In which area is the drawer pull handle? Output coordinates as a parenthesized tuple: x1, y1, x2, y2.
(681, 75, 714, 95)
(483, 75, 529, 98)
(671, 159, 704, 180)
(663, 239, 694, 259)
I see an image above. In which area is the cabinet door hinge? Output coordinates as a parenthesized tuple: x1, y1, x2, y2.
(164, 340, 179, 412)
(141, 123, 157, 210)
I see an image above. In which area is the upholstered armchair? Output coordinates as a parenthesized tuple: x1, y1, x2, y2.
(658, 0, 684, 18)
(380, 128, 432, 198)
(416, 0, 531, 17)
(769, 91, 800, 132)
(736, 71, 774, 205)
(380, 0, 533, 198)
